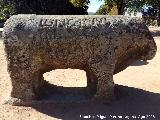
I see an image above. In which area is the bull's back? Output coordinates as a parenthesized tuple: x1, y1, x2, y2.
(3, 15, 147, 68)
(3, 14, 144, 41)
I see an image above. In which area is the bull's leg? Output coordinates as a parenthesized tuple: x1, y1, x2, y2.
(4, 68, 38, 105)
(87, 59, 115, 103)
(34, 71, 56, 97)
(94, 71, 115, 103)
(3, 53, 44, 105)
(86, 69, 97, 95)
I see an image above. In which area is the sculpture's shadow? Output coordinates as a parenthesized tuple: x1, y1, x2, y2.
(32, 84, 160, 120)
(130, 60, 149, 66)
(38, 85, 91, 103)
(151, 29, 160, 37)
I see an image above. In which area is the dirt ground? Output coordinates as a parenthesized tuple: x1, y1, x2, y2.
(0, 26, 160, 120)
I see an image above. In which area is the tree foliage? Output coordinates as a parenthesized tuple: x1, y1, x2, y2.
(70, 0, 89, 7)
(144, 0, 160, 25)
(96, 0, 159, 15)
(127, 0, 154, 16)
(96, 0, 145, 15)
(96, 0, 160, 25)
(12, 0, 79, 14)
(95, 4, 109, 15)
(95, 4, 117, 15)
(0, 0, 14, 20)
(70, 0, 90, 14)
(0, 0, 89, 21)
(0, 0, 159, 25)
(102, 0, 126, 15)
(96, 0, 125, 15)
(108, 5, 118, 15)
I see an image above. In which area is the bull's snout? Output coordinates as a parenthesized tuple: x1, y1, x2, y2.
(141, 39, 157, 61)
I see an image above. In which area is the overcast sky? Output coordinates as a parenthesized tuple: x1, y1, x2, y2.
(88, 0, 104, 13)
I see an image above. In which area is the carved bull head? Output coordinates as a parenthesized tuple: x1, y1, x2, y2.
(141, 36, 157, 61)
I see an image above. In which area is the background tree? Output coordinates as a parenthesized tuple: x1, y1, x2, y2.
(96, 0, 127, 15)
(70, 0, 90, 14)
(96, 0, 159, 25)
(95, 4, 109, 15)
(96, 0, 145, 15)
(10, 0, 79, 14)
(95, 3, 118, 15)
(0, 0, 89, 21)
(145, 0, 160, 25)
(126, 0, 144, 15)
(0, 0, 15, 21)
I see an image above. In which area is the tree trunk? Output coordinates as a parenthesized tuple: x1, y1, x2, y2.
(157, 5, 160, 26)
(117, 0, 125, 15)
(154, 0, 160, 26)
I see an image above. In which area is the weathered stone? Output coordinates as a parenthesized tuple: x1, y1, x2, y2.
(2, 14, 157, 105)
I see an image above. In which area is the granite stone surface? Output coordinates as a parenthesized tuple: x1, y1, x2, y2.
(2, 15, 157, 105)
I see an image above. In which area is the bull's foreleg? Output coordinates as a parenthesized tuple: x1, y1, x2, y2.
(86, 70, 97, 95)
(94, 70, 115, 103)
(87, 56, 115, 103)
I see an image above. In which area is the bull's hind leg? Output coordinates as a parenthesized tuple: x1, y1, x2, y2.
(3, 54, 43, 105)
(4, 68, 38, 105)
(87, 59, 115, 103)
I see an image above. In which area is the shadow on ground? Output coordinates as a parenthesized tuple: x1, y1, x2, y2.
(32, 84, 160, 120)
(130, 60, 149, 66)
(151, 29, 160, 37)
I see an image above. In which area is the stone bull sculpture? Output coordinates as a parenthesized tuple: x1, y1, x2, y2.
(2, 15, 157, 105)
